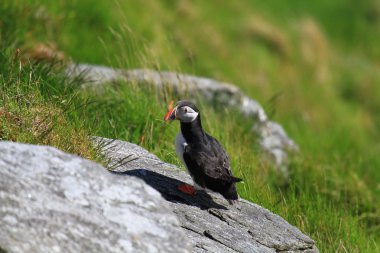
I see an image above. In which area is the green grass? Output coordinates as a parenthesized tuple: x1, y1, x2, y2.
(1, 0, 380, 252)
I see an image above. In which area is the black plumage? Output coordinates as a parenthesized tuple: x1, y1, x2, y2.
(167, 100, 242, 204)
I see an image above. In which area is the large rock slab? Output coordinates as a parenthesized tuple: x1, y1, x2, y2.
(94, 137, 319, 253)
(66, 64, 298, 176)
(0, 141, 191, 253)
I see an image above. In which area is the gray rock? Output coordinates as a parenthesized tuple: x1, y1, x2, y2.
(66, 64, 298, 175)
(0, 141, 191, 253)
(93, 137, 319, 253)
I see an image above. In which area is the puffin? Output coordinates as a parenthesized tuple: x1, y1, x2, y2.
(164, 100, 242, 205)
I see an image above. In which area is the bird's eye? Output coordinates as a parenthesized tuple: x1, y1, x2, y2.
(184, 108, 188, 113)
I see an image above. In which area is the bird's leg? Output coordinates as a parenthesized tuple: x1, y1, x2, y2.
(177, 184, 197, 196)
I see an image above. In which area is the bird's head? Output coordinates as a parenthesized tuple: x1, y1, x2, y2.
(164, 100, 199, 123)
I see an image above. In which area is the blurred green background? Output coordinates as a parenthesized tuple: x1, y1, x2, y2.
(1, 0, 380, 252)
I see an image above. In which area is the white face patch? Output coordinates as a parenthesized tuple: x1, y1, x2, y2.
(176, 106, 199, 123)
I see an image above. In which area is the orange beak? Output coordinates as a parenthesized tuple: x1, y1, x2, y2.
(164, 100, 176, 121)
(164, 107, 177, 121)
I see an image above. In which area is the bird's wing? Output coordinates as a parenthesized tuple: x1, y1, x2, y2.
(183, 135, 237, 183)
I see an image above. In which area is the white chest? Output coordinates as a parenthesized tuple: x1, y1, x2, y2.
(174, 132, 203, 190)
(175, 132, 187, 164)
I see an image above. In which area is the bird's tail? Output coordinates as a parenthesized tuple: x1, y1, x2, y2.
(223, 183, 240, 205)
(230, 176, 243, 183)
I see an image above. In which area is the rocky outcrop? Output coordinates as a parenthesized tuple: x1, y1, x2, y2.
(0, 141, 191, 253)
(94, 137, 319, 253)
(0, 139, 318, 253)
(66, 64, 298, 176)
(0, 138, 318, 253)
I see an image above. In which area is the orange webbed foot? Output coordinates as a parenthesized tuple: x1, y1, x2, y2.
(178, 184, 197, 196)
